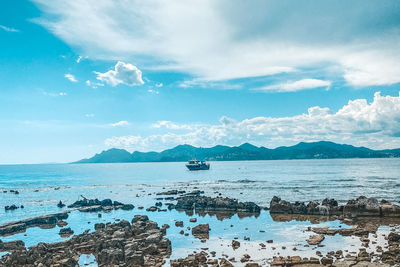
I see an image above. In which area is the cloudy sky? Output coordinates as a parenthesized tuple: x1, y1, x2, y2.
(1, 0, 400, 163)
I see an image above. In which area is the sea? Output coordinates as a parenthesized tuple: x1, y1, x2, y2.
(0, 158, 399, 265)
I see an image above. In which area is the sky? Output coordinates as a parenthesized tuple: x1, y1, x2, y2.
(1, 0, 400, 164)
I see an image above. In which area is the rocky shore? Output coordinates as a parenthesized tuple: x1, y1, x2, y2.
(67, 198, 135, 212)
(0, 215, 171, 267)
(270, 196, 400, 217)
(0, 212, 69, 236)
(170, 194, 261, 213)
(1, 193, 400, 266)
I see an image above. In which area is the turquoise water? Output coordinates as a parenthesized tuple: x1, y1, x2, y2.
(0, 158, 399, 264)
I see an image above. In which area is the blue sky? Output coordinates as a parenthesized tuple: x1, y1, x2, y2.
(1, 0, 400, 164)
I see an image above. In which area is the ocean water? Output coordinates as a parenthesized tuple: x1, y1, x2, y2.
(0, 158, 399, 265)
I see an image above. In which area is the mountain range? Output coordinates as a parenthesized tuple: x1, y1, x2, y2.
(74, 141, 400, 163)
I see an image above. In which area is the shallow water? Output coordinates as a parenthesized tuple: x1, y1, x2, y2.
(0, 158, 400, 265)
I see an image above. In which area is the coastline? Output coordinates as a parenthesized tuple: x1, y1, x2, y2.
(1, 191, 399, 266)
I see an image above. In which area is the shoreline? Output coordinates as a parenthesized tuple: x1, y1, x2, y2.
(1, 193, 400, 266)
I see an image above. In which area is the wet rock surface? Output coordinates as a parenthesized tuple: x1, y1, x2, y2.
(0, 215, 171, 267)
(68, 198, 135, 212)
(170, 251, 236, 267)
(270, 196, 400, 218)
(0, 212, 69, 236)
(4, 204, 24, 211)
(168, 195, 261, 221)
(191, 224, 210, 239)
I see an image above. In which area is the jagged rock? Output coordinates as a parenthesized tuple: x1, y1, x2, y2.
(220, 258, 234, 267)
(67, 198, 134, 213)
(270, 196, 400, 217)
(388, 232, 400, 242)
(59, 227, 74, 237)
(57, 201, 66, 208)
(5, 204, 21, 211)
(56, 220, 68, 227)
(307, 235, 325, 245)
(171, 195, 261, 219)
(170, 251, 207, 266)
(94, 223, 105, 230)
(232, 240, 240, 249)
(0, 212, 69, 236)
(343, 196, 381, 217)
(175, 221, 184, 227)
(0, 215, 171, 267)
(192, 224, 210, 239)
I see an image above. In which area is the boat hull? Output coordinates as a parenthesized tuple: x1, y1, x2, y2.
(186, 164, 210, 171)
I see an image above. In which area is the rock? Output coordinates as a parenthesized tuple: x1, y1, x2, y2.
(5, 205, 20, 211)
(59, 227, 74, 237)
(172, 195, 261, 215)
(192, 224, 210, 239)
(56, 220, 68, 227)
(0, 212, 69, 236)
(307, 235, 325, 245)
(343, 196, 381, 217)
(57, 201, 66, 208)
(94, 223, 105, 230)
(67, 198, 134, 213)
(388, 232, 400, 242)
(269, 196, 400, 218)
(240, 254, 251, 263)
(121, 204, 135, 210)
(189, 218, 197, 223)
(321, 257, 333, 265)
(170, 252, 207, 266)
(0, 215, 171, 267)
(146, 206, 158, 212)
(232, 240, 240, 249)
(220, 258, 234, 267)
(175, 221, 184, 227)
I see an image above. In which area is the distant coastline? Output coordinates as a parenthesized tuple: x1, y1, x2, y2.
(73, 141, 400, 164)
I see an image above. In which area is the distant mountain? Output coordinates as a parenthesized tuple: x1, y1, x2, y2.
(74, 141, 400, 163)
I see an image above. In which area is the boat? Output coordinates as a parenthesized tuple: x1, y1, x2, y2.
(186, 159, 210, 171)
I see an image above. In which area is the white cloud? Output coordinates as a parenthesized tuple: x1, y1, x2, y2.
(341, 50, 400, 86)
(94, 61, 144, 87)
(147, 89, 159, 94)
(59, 92, 67, 96)
(110, 120, 130, 127)
(105, 91, 400, 151)
(0, 25, 19, 32)
(155, 82, 163, 87)
(152, 120, 193, 130)
(64, 73, 77, 82)
(85, 113, 95, 118)
(259, 79, 331, 92)
(32, 1, 400, 86)
(86, 80, 104, 88)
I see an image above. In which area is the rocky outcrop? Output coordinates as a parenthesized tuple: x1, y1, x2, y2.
(0, 212, 69, 236)
(67, 198, 134, 212)
(169, 195, 261, 215)
(170, 251, 208, 266)
(307, 235, 324, 245)
(0, 240, 25, 251)
(0, 215, 171, 267)
(59, 227, 74, 237)
(4, 204, 24, 211)
(191, 224, 210, 239)
(270, 196, 400, 218)
(269, 196, 342, 216)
